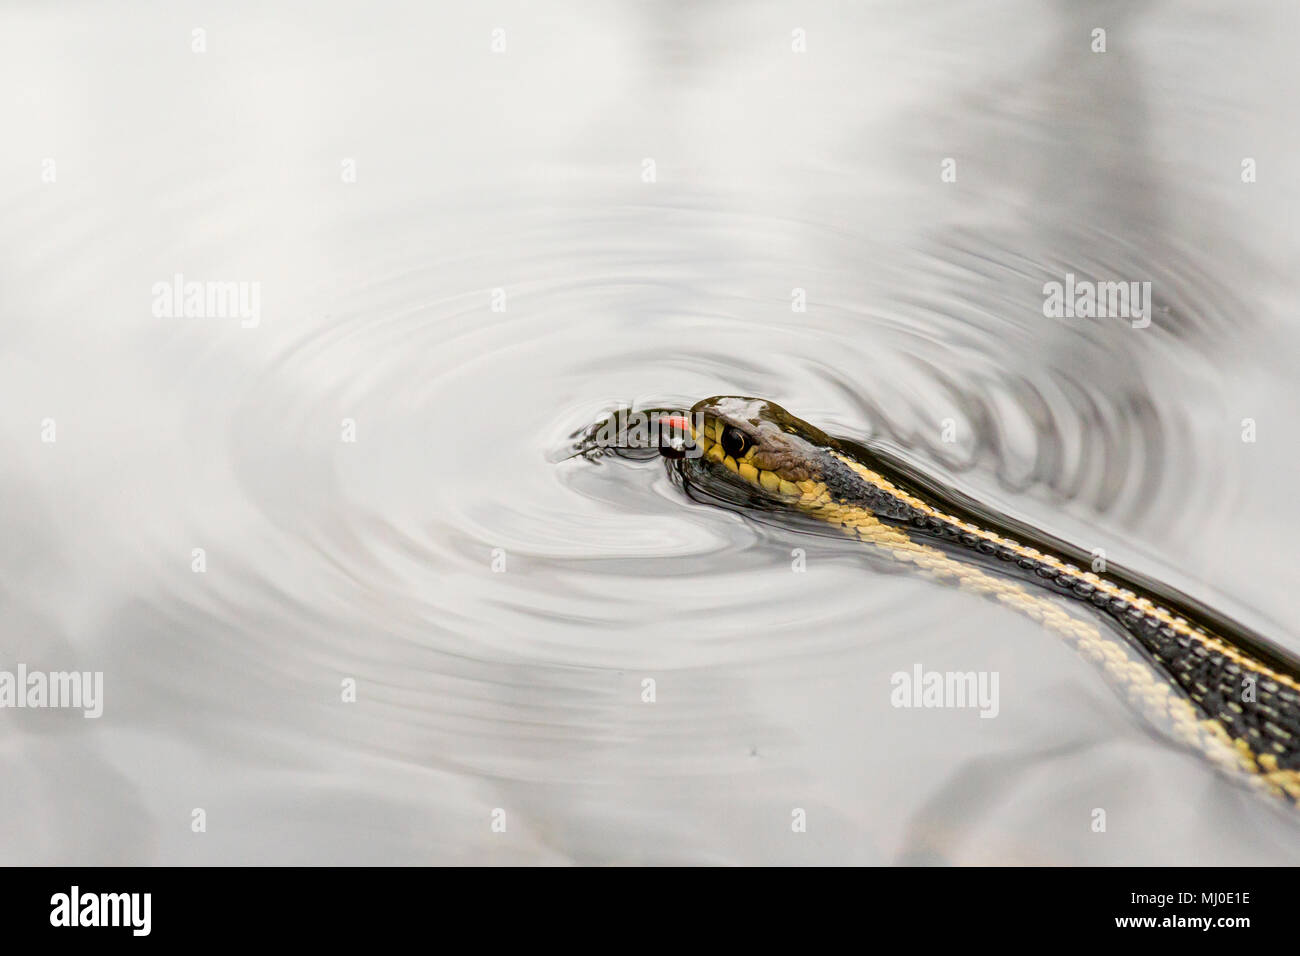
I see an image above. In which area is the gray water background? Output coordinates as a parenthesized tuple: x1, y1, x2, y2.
(2, 1, 1299, 864)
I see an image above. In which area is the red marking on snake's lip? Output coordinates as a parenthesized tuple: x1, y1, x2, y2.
(658, 415, 693, 459)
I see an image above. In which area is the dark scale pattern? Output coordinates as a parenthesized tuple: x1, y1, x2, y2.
(874, 503, 1300, 773)
(1126, 615, 1300, 771)
(820, 454, 921, 523)
(1079, 586, 1300, 771)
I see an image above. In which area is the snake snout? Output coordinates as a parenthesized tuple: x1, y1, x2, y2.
(657, 415, 694, 459)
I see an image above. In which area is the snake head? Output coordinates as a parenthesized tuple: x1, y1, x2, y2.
(674, 396, 840, 499)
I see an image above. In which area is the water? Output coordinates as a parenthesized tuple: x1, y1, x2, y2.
(3, 1, 1299, 864)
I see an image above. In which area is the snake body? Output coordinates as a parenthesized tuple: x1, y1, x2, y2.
(667, 396, 1300, 802)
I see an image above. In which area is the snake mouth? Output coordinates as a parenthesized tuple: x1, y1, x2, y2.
(654, 415, 694, 459)
(562, 406, 711, 463)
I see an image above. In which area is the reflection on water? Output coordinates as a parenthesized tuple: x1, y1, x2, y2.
(2, 1, 1299, 863)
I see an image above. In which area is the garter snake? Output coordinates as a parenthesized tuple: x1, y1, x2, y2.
(649, 396, 1300, 803)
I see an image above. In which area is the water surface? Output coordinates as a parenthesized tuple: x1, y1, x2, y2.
(2, 0, 1299, 864)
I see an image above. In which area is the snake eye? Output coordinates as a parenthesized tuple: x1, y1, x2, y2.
(720, 426, 752, 458)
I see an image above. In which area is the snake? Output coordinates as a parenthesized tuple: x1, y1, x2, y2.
(623, 395, 1300, 803)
